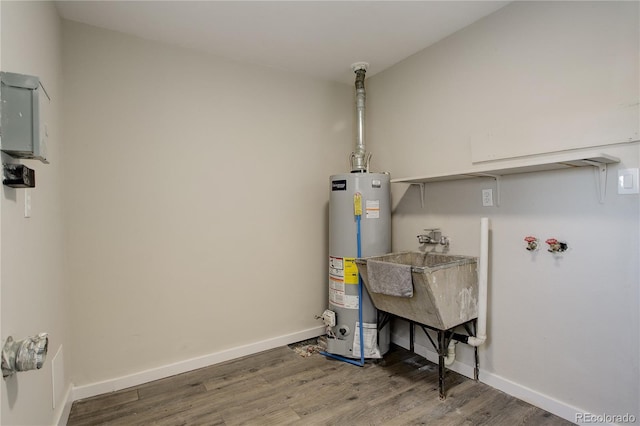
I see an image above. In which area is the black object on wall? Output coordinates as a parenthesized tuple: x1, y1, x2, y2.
(3, 163, 35, 188)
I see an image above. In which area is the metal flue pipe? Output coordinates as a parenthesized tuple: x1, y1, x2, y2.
(350, 62, 370, 173)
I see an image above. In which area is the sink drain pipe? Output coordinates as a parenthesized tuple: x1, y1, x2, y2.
(444, 341, 456, 366)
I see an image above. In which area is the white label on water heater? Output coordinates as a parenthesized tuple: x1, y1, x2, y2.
(329, 287, 344, 307)
(329, 289, 358, 310)
(353, 322, 381, 358)
(329, 256, 343, 271)
(366, 200, 380, 219)
(329, 256, 358, 309)
(342, 295, 359, 309)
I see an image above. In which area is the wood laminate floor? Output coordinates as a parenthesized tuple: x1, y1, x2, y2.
(68, 344, 572, 425)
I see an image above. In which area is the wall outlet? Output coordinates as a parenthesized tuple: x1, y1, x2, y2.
(482, 189, 494, 207)
(618, 168, 639, 194)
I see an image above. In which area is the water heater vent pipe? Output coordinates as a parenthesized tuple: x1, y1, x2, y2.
(350, 62, 371, 173)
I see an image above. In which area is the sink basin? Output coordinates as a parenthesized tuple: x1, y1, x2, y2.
(355, 251, 478, 330)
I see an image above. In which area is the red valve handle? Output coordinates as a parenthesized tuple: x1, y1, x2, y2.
(524, 236, 537, 243)
(545, 238, 558, 245)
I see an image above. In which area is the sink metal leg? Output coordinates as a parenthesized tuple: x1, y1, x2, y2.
(410, 318, 479, 400)
(438, 330, 446, 400)
(409, 321, 415, 352)
(463, 319, 480, 381)
(474, 345, 479, 381)
(419, 325, 448, 399)
(470, 319, 479, 381)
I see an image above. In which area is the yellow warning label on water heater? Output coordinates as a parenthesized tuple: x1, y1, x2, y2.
(353, 193, 362, 216)
(344, 258, 359, 285)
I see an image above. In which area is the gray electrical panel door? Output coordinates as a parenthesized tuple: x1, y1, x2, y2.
(0, 72, 47, 163)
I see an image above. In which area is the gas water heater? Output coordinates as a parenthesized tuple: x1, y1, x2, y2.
(325, 63, 391, 359)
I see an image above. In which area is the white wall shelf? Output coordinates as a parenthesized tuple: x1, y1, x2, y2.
(391, 152, 620, 207)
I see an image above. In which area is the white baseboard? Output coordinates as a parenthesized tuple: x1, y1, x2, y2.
(391, 332, 582, 425)
(71, 326, 325, 403)
(480, 372, 586, 425)
(54, 384, 73, 426)
(67, 326, 586, 425)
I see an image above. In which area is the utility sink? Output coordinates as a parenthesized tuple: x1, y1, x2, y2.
(355, 252, 478, 330)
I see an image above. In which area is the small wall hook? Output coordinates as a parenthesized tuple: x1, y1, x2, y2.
(545, 238, 568, 253)
(524, 236, 539, 251)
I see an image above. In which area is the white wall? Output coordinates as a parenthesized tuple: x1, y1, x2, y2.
(62, 20, 352, 387)
(368, 1, 638, 177)
(368, 1, 639, 421)
(1, 2, 71, 425)
(3, 2, 637, 423)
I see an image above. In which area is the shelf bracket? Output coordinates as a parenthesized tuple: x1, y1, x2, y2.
(583, 160, 608, 204)
(409, 183, 425, 208)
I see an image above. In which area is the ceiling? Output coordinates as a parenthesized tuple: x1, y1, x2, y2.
(55, 1, 509, 85)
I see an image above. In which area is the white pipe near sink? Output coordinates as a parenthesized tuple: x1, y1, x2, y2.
(468, 217, 488, 347)
(444, 341, 456, 366)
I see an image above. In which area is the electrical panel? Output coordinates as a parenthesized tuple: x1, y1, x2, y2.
(0, 72, 48, 163)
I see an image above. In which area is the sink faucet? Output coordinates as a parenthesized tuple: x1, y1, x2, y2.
(417, 229, 449, 247)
